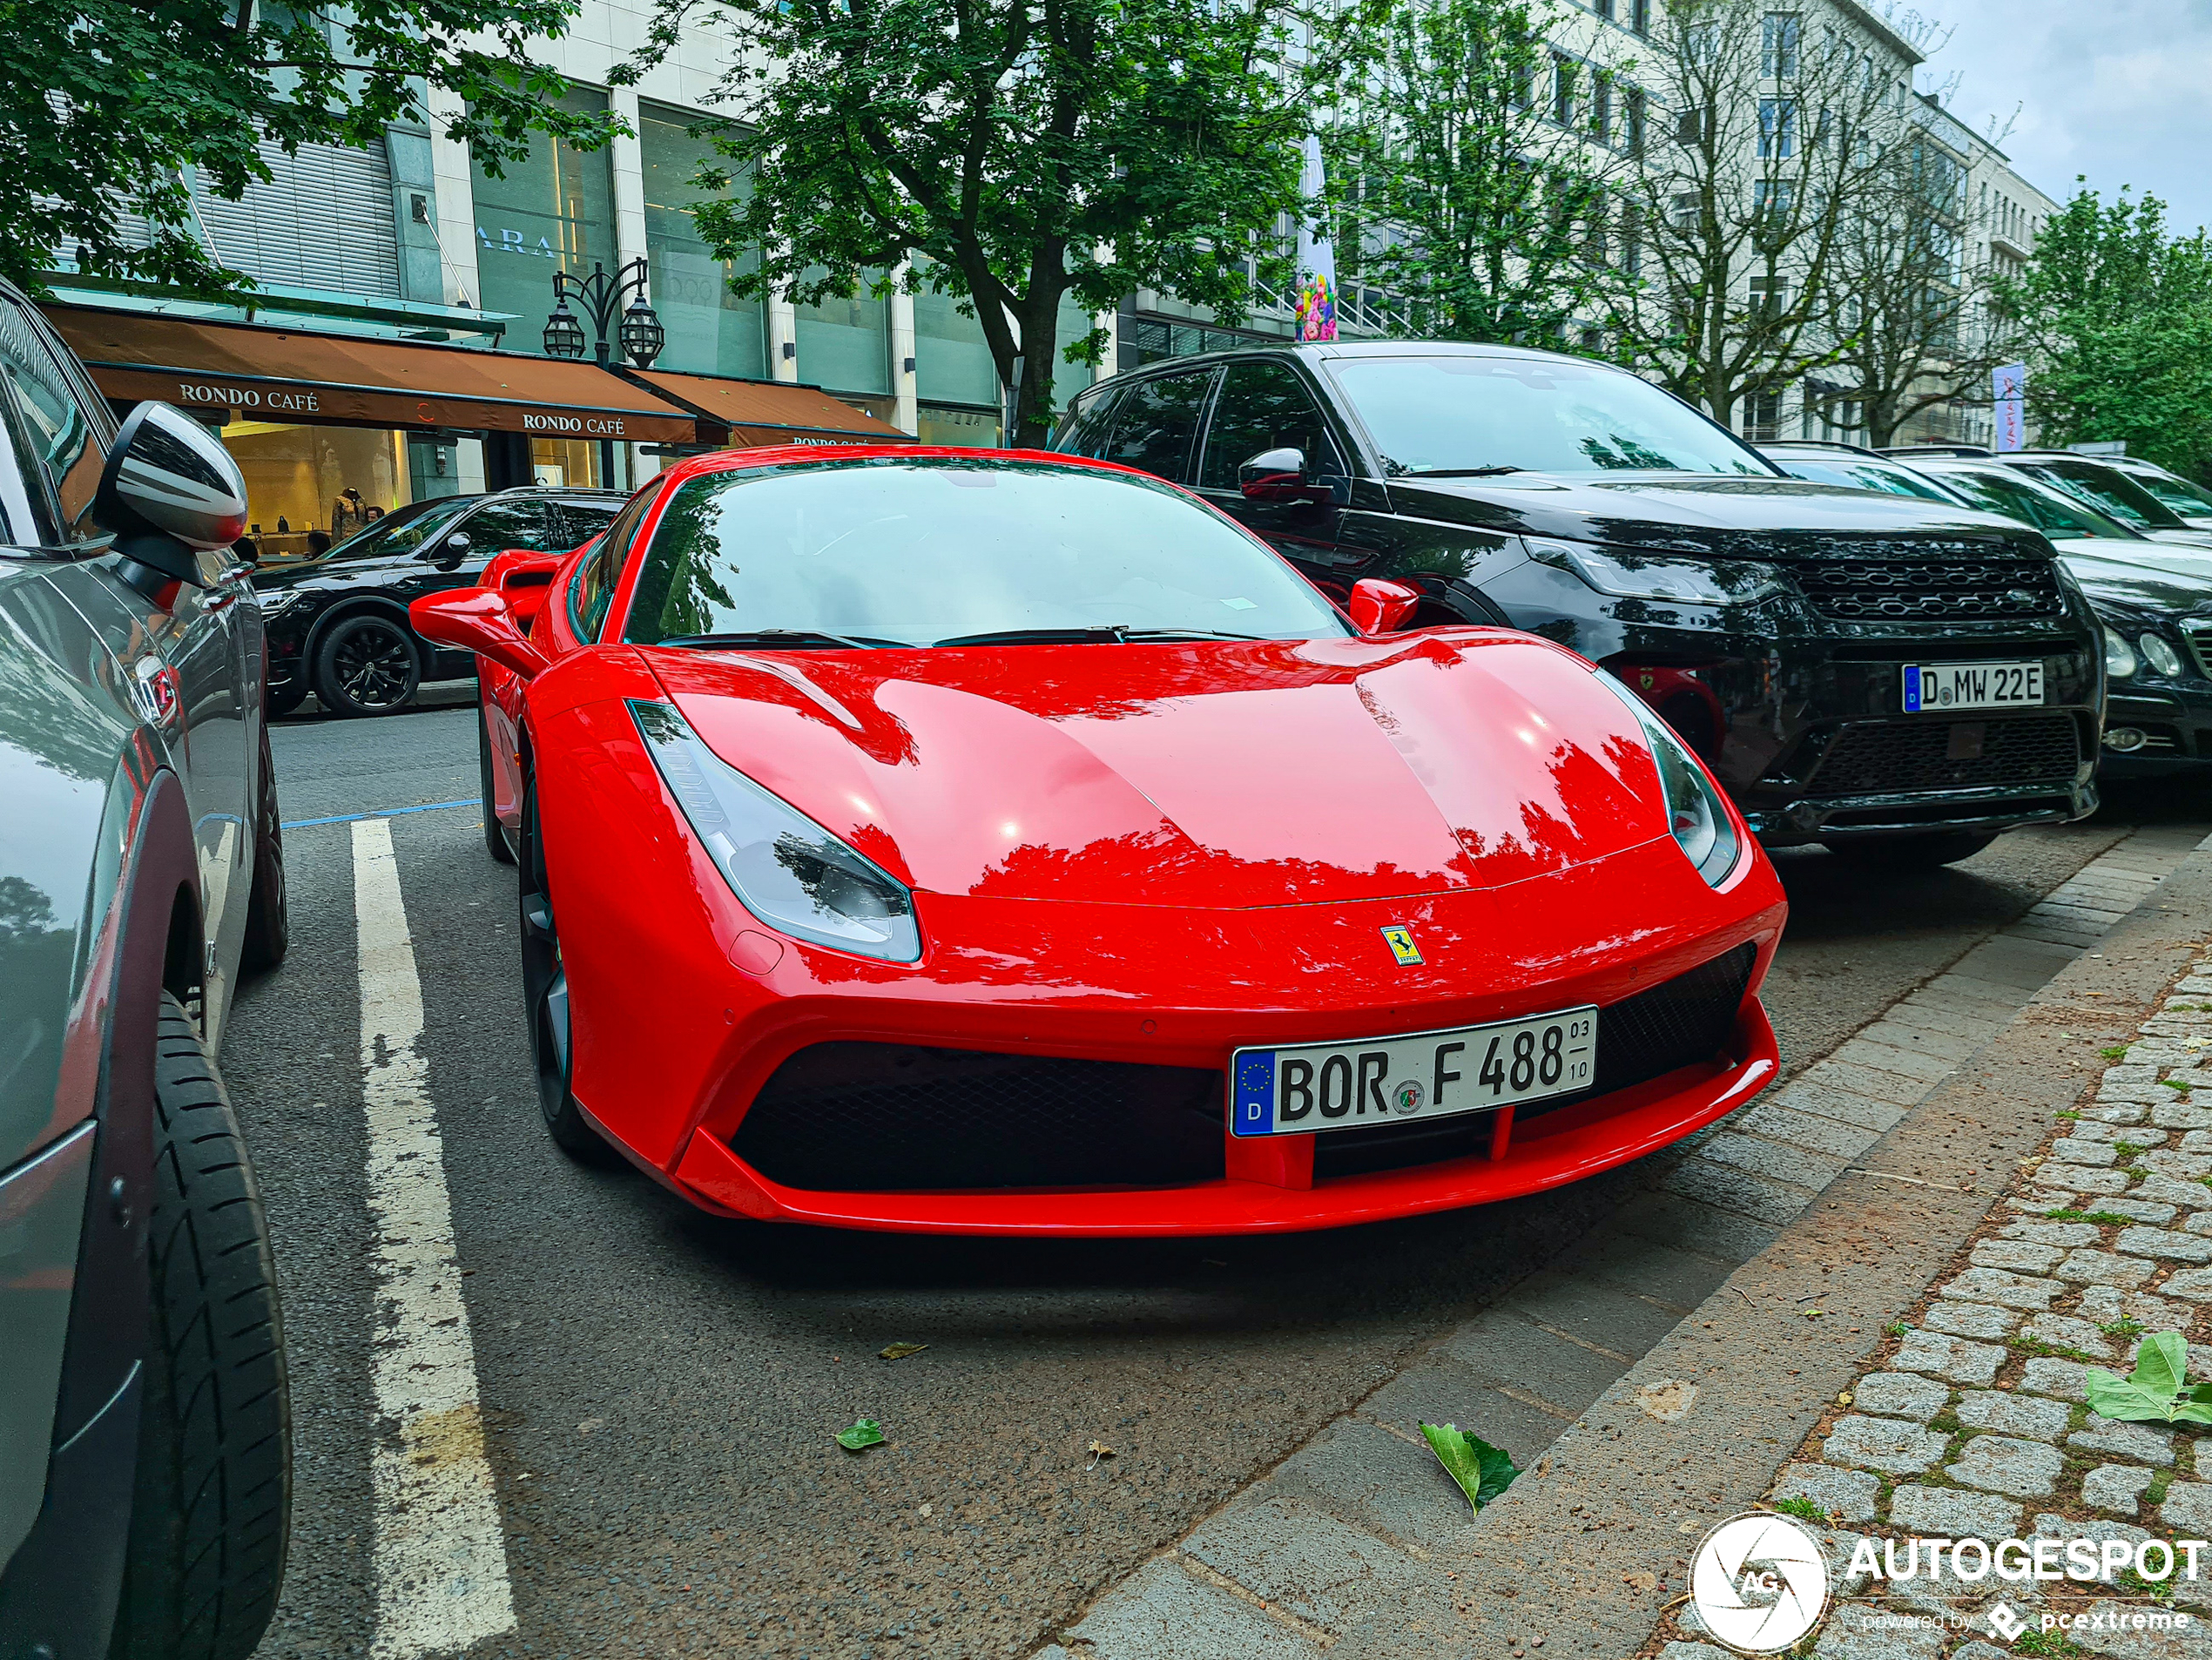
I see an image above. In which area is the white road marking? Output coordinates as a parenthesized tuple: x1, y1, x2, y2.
(353, 816, 516, 1657)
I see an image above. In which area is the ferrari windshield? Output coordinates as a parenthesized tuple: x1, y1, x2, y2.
(624, 457, 1350, 647)
(1326, 354, 1773, 477)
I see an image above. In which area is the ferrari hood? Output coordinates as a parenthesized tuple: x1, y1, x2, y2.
(651, 634, 1676, 908)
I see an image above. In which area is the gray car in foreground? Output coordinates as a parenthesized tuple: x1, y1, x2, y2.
(0, 280, 289, 1659)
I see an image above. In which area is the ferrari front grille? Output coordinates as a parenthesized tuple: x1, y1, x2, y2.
(732, 1045, 1226, 1192)
(1313, 943, 1759, 1179)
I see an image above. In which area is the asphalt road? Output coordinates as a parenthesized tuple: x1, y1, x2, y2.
(229, 692, 2212, 1659)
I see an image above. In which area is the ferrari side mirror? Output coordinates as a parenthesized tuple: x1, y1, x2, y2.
(1348, 577, 1423, 638)
(409, 587, 550, 680)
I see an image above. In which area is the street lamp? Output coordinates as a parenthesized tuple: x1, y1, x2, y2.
(542, 258, 664, 368)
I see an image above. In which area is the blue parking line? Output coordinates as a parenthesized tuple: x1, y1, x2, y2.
(282, 798, 477, 831)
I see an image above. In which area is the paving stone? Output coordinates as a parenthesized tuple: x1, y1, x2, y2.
(2145, 1150, 2212, 1180)
(2108, 1065, 2164, 1087)
(1972, 1239, 2067, 1273)
(1942, 1267, 2065, 1311)
(1852, 1372, 1952, 1420)
(1888, 1484, 2021, 1540)
(2052, 1139, 2124, 1167)
(1771, 1462, 1881, 1523)
(2079, 1285, 2195, 1327)
(1696, 1132, 1851, 1191)
(1820, 1059, 1936, 1107)
(1952, 1645, 2013, 1660)
(2072, 1416, 2175, 1468)
(1833, 1036, 1957, 1083)
(1662, 1157, 1817, 1228)
(2059, 1251, 2161, 1289)
(2131, 1175, 2212, 1208)
(1892, 1329, 2006, 1385)
(2073, 1123, 2173, 1148)
(1956, 1390, 2072, 1441)
(2156, 1266, 2212, 1300)
(2020, 1357, 2092, 1401)
(1947, 1434, 2066, 1497)
(1055, 1554, 1330, 1660)
(1823, 1414, 1949, 1474)
(2153, 1104, 2212, 1131)
(1180, 1494, 1436, 1633)
(2022, 1312, 2119, 1360)
(1767, 1081, 1908, 1133)
(2163, 1481, 2212, 1535)
(1925, 1299, 2021, 1339)
(1660, 1646, 1730, 1660)
(2119, 1227, 2212, 1263)
(1734, 1103, 1887, 1161)
(1861, 1017, 1983, 1061)
(2082, 1103, 2154, 1125)
(1811, 1601, 1948, 1660)
(2051, 1166, 2139, 1195)
(2000, 1221, 2104, 1248)
(2101, 1198, 2181, 1224)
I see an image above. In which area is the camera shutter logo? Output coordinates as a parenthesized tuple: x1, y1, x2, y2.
(1689, 1512, 1830, 1654)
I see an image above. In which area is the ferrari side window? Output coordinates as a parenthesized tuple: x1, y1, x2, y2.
(1098, 370, 1217, 483)
(1198, 361, 1346, 492)
(572, 482, 661, 640)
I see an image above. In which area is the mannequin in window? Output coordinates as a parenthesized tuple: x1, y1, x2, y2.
(331, 488, 367, 541)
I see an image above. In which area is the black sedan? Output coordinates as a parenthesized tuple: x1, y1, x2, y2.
(252, 485, 624, 716)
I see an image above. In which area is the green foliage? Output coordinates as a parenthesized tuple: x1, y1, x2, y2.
(1993, 186, 2212, 484)
(2082, 1332, 2212, 1424)
(2101, 1046, 2131, 1061)
(1420, 1423, 1518, 1511)
(1770, 1496, 1828, 1524)
(0, 0, 619, 295)
(1324, 0, 1628, 347)
(659, 0, 1350, 443)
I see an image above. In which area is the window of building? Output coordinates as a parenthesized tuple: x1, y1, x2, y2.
(471, 86, 618, 357)
(1757, 98, 1797, 159)
(1631, 0, 1649, 33)
(639, 104, 768, 381)
(1626, 88, 1647, 155)
(1744, 391, 1783, 442)
(1762, 13, 1800, 76)
(1553, 55, 1577, 125)
(912, 257, 1000, 409)
(917, 405, 1002, 448)
(1592, 74, 1614, 143)
(796, 271, 892, 397)
(1749, 276, 1788, 320)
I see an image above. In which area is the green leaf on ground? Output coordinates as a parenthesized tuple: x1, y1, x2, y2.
(835, 1419, 886, 1452)
(1420, 1423, 1518, 1512)
(879, 1343, 928, 1360)
(2084, 1331, 2206, 1423)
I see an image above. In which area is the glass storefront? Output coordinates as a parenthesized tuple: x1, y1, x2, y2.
(225, 420, 412, 557)
(916, 405, 1001, 448)
(471, 86, 619, 355)
(529, 435, 612, 489)
(796, 267, 890, 396)
(639, 104, 768, 381)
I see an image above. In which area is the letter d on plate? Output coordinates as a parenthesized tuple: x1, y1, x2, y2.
(1234, 1051, 1277, 1135)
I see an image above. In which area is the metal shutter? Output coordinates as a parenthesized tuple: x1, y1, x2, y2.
(190, 139, 402, 298)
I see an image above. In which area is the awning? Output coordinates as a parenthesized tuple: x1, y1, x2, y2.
(621, 366, 914, 448)
(44, 304, 699, 445)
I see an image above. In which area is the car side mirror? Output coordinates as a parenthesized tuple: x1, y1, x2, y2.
(408, 587, 549, 680)
(482, 548, 563, 631)
(1348, 577, 1423, 638)
(1239, 447, 1314, 503)
(94, 402, 250, 590)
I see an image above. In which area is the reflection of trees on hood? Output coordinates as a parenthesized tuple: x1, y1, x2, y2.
(0, 874, 59, 944)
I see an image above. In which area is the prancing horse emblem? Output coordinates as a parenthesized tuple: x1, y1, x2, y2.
(1381, 925, 1423, 967)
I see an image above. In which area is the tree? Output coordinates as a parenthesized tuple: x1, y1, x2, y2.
(1993, 186, 2212, 479)
(658, 0, 1347, 445)
(1603, 0, 1908, 428)
(1326, 0, 1637, 346)
(0, 0, 620, 295)
(1821, 135, 2013, 448)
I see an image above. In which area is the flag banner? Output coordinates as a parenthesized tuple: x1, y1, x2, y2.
(1296, 134, 1339, 342)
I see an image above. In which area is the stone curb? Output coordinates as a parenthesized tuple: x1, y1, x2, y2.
(1456, 843, 2212, 1660)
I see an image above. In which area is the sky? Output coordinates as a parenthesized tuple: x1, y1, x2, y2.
(1915, 0, 2212, 234)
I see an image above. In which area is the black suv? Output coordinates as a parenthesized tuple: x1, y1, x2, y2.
(1056, 342, 2104, 865)
(252, 485, 625, 716)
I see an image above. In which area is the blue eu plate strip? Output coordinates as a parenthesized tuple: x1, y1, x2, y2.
(1902, 665, 1923, 713)
(1233, 1051, 1276, 1136)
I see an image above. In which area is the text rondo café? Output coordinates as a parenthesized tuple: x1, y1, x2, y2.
(169, 378, 644, 438)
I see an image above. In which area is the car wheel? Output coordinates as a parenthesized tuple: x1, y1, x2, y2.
(478, 703, 516, 866)
(241, 721, 288, 971)
(312, 614, 420, 718)
(1820, 829, 2000, 870)
(518, 779, 611, 1160)
(111, 993, 291, 1660)
(264, 681, 307, 719)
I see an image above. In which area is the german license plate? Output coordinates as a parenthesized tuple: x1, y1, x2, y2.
(1902, 661, 2044, 713)
(1230, 1007, 1599, 1137)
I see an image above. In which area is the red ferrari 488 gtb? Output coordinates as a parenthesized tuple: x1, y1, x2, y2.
(414, 446, 1786, 1236)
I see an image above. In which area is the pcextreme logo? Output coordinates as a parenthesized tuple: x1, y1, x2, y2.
(1689, 1513, 1829, 1654)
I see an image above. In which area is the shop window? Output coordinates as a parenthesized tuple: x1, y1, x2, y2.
(530, 437, 606, 489)
(796, 269, 892, 396)
(913, 257, 999, 408)
(639, 104, 768, 381)
(916, 405, 1001, 448)
(223, 421, 409, 556)
(471, 86, 619, 356)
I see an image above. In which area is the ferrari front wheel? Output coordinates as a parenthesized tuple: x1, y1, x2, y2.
(517, 779, 612, 1161)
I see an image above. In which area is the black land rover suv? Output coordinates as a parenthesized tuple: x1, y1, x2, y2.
(1055, 341, 2103, 867)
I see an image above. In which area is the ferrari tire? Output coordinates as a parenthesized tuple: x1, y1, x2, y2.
(111, 994, 292, 1660)
(1819, 829, 2000, 870)
(518, 779, 611, 1160)
(311, 614, 420, 718)
(240, 720, 289, 971)
(478, 704, 516, 865)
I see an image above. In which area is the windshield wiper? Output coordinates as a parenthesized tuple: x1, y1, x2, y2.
(1116, 627, 1268, 642)
(1404, 466, 1527, 478)
(930, 625, 1268, 647)
(656, 629, 906, 651)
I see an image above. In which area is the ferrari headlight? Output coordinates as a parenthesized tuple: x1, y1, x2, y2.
(630, 699, 921, 962)
(1526, 536, 1784, 606)
(2140, 632, 2184, 678)
(1598, 672, 1741, 887)
(2104, 628, 2138, 679)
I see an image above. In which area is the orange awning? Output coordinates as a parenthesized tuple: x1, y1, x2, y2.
(622, 366, 914, 447)
(45, 304, 699, 445)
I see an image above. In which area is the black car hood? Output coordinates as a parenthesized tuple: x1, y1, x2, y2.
(2057, 541, 2212, 617)
(1386, 471, 2047, 559)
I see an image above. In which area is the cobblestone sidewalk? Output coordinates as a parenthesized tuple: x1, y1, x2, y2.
(1660, 948, 2212, 1660)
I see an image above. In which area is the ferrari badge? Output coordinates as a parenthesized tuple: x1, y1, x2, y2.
(1381, 925, 1423, 967)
